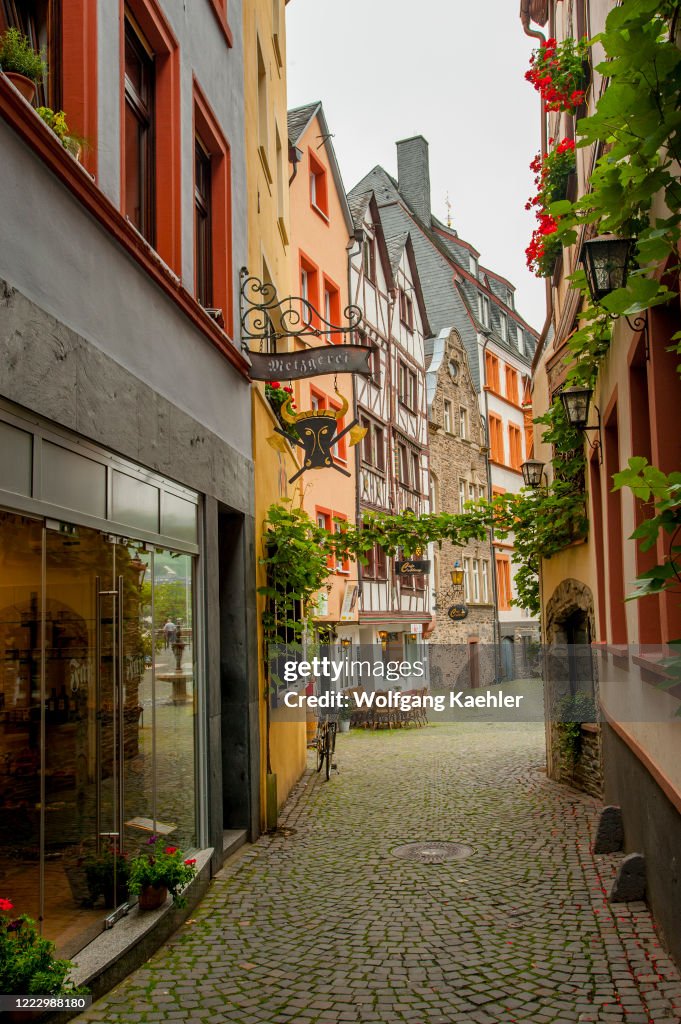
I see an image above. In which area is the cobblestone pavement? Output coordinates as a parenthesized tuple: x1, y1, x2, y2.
(77, 723, 681, 1024)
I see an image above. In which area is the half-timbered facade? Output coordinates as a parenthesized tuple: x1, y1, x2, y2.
(349, 192, 432, 656)
(349, 136, 541, 668)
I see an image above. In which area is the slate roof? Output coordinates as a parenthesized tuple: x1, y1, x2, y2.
(287, 102, 321, 145)
(348, 164, 539, 394)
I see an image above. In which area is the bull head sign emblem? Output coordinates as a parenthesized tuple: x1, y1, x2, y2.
(274, 389, 366, 484)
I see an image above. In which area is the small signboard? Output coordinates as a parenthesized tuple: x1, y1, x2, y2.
(249, 345, 374, 381)
(448, 604, 469, 621)
(395, 560, 431, 576)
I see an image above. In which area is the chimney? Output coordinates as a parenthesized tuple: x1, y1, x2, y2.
(396, 135, 431, 225)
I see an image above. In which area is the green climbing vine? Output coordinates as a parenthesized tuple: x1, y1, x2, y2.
(525, 0, 681, 616)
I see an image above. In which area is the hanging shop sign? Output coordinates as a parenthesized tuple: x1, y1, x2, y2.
(274, 390, 367, 485)
(249, 346, 373, 382)
(395, 560, 431, 576)
(448, 604, 469, 621)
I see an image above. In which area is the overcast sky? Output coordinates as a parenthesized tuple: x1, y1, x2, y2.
(286, 0, 547, 332)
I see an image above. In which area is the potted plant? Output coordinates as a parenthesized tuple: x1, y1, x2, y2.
(36, 106, 84, 160)
(82, 847, 130, 908)
(0, 27, 46, 103)
(128, 837, 197, 911)
(338, 698, 352, 733)
(0, 897, 88, 1018)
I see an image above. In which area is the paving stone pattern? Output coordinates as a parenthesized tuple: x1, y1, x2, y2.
(77, 723, 681, 1024)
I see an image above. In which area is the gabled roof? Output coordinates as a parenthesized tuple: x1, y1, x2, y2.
(287, 101, 354, 236)
(287, 102, 321, 145)
(348, 162, 539, 388)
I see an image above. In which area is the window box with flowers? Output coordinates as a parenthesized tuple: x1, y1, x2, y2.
(525, 35, 590, 113)
(128, 837, 197, 910)
(525, 138, 576, 278)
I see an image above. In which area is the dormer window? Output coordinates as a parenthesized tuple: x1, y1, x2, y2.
(478, 293, 490, 328)
(470, 254, 478, 278)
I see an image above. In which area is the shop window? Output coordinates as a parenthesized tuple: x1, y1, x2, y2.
(309, 150, 328, 218)
(193, 80, 233, 331)
(122, 1, 180, 272)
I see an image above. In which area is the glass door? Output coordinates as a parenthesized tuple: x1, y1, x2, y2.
(0, 512, 196, 957)
(43, 526, 151, 951)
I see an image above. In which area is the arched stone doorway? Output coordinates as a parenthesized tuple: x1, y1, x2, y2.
(544, 579, 602, 798)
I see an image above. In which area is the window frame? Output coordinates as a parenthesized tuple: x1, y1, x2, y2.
(194, 134, 212, 308)
(459, 405, 469, 440)
(192, 75, 233, 332)
(443, 399, 453, 434)
(308, 148, 329, 220)
(121, 0, 181, 273)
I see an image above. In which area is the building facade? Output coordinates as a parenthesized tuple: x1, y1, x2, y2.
(0, 0, 256, 960)
(244, 0, 306, 821)
(425, 327, 496, 685)
(349, 137, 541, 671)
(349, 192, 432, 661)
(522, 0, 681, 962)
(286, 102, 360, 654)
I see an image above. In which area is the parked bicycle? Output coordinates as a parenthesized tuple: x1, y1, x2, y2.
(309, 709, 339, 781)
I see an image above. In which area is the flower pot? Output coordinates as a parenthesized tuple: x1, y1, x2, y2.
(339, 719, 350, 733)
(137, 884, 168, 910)
(4, 71, 36, 103)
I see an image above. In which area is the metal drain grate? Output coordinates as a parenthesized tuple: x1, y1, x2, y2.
(391, 841, 474, 863)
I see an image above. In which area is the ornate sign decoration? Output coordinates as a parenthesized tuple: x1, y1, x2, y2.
(240, 270, 364, 350)
(249, 347, 373, 382)
(448, 604, 469, 622)
(275, 391, 366, 485)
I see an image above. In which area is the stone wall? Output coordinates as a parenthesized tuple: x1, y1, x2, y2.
(550, 722, 603, 799)
(427, 330, 496, 647)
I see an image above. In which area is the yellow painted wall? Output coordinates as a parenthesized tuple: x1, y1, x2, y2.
(288, 111, 358, 628)
(244, 0, 306, 823)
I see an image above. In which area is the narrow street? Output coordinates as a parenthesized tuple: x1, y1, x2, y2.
(77, 724, 681, 1024)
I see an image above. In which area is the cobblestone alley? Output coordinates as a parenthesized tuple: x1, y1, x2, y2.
(77, 723, 681, 1024)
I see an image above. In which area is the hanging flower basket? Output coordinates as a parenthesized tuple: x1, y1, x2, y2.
(525, 139, 576, 278)
(526, 36, 590, 113)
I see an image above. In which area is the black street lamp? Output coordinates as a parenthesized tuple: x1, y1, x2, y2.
(559, 384, 602, 462)
(559, 385, 593, 430)
(580, 234, 648, 347)
(521, 459, 546, 489)
(580, 234, 633, 303)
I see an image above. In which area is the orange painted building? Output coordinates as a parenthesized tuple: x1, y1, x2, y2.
(287, 102, 360, 650)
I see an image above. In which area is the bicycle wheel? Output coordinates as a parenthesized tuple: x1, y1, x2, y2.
(316, 723, 326, 773)
(324, 726, 332, 780)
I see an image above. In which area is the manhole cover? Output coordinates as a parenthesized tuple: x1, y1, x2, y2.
(391, 841, 474, 863)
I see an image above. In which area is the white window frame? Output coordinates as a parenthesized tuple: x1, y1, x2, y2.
(464, 558, 471, 603)
(443, 400, 452, 434)
(472, 560, 480, 602)
(459, 406, 469, 440)
(482, 561, 489, 603)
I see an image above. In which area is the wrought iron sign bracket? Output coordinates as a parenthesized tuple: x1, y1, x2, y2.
(240, 268, 363, 351)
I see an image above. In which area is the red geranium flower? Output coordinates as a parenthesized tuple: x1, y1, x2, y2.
(270, 381, 281, 389)
(0, 898, 14, 912)
(184, 858, 197, 866)
(164, 846, 178, 855)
